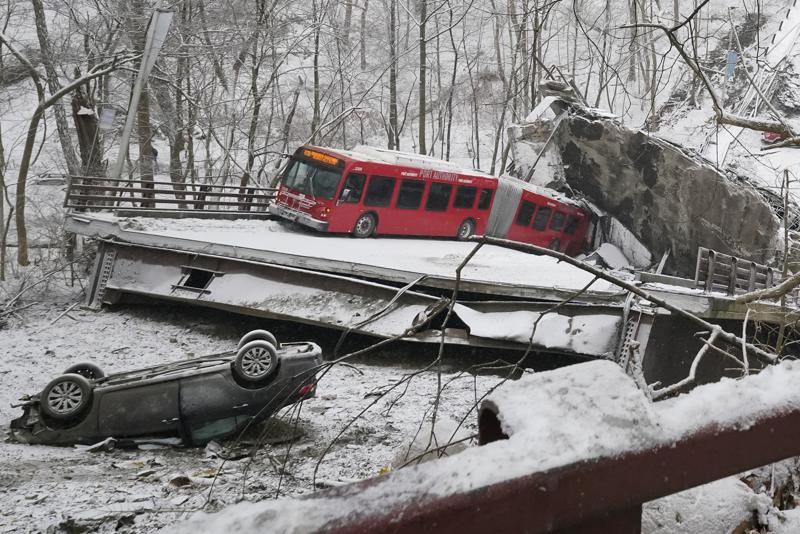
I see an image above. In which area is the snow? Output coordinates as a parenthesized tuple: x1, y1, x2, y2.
(764, 3, 800, 66)
(524, 96, 559, 123)
(769, 508, 800, 534)
(592, 242, 632, 270)
(643, 477, 771, 534)
(0, 295, 502, 532)
(454, 304, 621, 357)
(657, 361, 800, 440)
(77, 214, 621, 294)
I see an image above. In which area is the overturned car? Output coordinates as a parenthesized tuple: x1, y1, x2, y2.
(10, 330, 322, 446)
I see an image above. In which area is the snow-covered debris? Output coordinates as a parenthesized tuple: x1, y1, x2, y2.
(643, 477, 771, 534)
(454, 305, 621, 357)
(166, 359, 800, 533)
(588, 242, 632, 270)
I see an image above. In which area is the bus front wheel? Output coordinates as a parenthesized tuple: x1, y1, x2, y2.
(353, 213, 377, 238)
(457, 219, 476, 241)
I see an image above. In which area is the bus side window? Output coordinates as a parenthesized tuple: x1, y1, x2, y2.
(425, 183, 453, 211)
(477, 188, 493, 210)
(339, 173, 366, 203)
(564, 216, 579, 235)
(364, 176, 396, 207)
(514, 201, 537, 226)
(532, 207, 552, 231)
(396, 180, 426, 209)
(453, 186, 477, 209)
(550, 211, 566, 231)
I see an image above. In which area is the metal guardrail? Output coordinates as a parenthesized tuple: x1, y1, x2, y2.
(694, 247, 777, 295)
(64, 175, 277, 217)
(168, 361, 800, 534)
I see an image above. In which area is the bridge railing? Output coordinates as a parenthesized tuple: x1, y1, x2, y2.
(64, 175, 277, 218)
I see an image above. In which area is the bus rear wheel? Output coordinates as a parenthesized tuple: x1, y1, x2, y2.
(548, 239, 561, 252)
(353, 213, 377, 238)
(457, 219, 476, 241)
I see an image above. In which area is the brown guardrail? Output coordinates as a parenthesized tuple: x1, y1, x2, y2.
(168, 360, 800, 534)
(64, 175, 277, 216)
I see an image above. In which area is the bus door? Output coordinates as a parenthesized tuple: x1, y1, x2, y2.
(329, 172, 367, 232)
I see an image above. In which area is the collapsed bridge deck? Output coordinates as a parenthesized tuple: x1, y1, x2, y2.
(66, 213, 796, 385)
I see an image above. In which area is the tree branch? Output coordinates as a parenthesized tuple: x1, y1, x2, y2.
(469, 235, 778, 364)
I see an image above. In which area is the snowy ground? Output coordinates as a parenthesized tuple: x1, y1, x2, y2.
(3, 289, 800, 533)
(0, 287, 517, 533)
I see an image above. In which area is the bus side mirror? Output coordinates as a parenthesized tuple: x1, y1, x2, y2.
(339, 188, 352, 203)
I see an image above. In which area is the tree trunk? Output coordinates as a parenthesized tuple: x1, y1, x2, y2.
(360, 0, 369, 69)
(242, 48, 264, 188)
(310, 0, 321, 142)
(31, 0, 80, 176)
(389, 0, 399, 149)
(14, 106, 44, 266)
(0, 121, 5, 280)
(445, 5, 458, 160)
(343, 0, 353, 45)
(70, 80, 104, 178)
(418, 0, 427, 154)
(151, 74, 186, 203)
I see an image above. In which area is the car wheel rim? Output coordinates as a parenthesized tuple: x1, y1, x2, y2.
(47, 381, 83, 414)
(242, 347, 272, 378)
(459, 222, 473, 238)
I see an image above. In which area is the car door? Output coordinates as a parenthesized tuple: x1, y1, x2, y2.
(97, 381, 181, 437)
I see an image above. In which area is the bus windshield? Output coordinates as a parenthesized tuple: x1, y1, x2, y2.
(282, 159, 342, 200)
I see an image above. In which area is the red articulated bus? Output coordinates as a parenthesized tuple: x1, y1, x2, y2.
(269, 145, 592, 256)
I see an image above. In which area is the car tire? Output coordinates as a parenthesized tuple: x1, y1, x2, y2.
(233, 340, 279, 383)
(237, 329, 278, 350)
(353, 213, 376, 238)
(457, 219, 476, 240)
(40, 374, 93, 421)
(63, 362, 105, 380)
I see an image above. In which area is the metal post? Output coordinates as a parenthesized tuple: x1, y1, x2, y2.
(110, 9, 174, 181)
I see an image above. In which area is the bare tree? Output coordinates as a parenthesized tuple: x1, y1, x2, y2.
(31, 0, 80, 177)
(0, 30, 135, 265)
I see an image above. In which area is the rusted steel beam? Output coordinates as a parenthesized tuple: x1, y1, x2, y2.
(315, 408, 800, 534)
